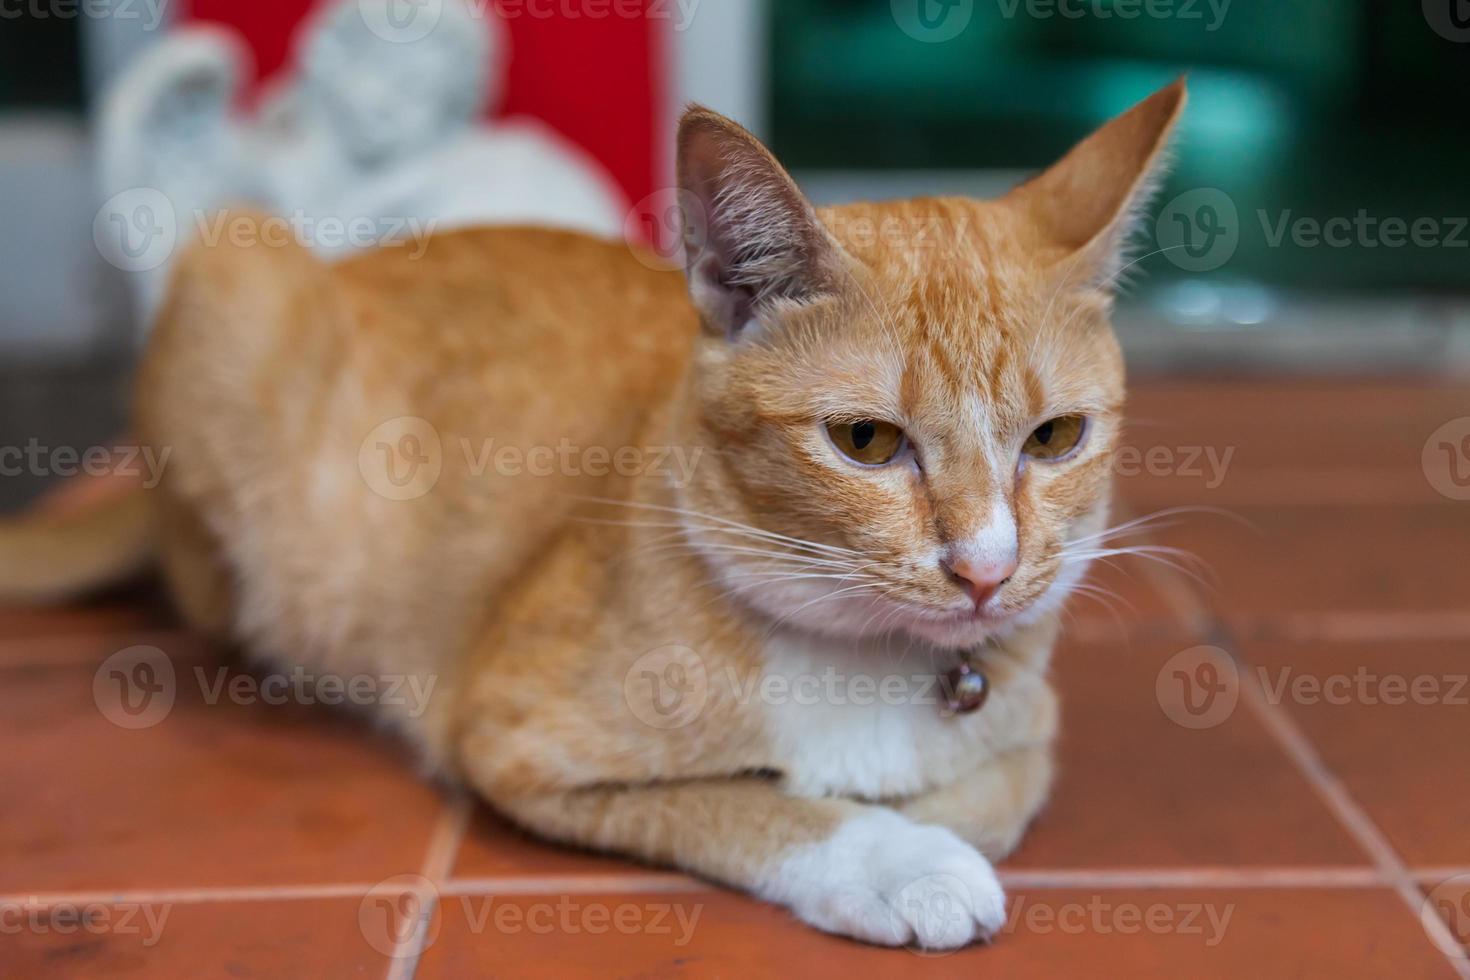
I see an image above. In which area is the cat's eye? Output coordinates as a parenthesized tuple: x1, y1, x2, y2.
(1022, 415, 1087, 461)
(826, 419, 906, 466)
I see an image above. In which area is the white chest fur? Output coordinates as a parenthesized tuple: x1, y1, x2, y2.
(757, 630, 1001, 800)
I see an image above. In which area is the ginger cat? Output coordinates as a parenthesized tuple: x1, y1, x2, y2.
(5, 80, 1184, 948)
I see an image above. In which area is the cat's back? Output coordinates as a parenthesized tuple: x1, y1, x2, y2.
(145, 219, 697, 506)
(139, 222, 700, 761)
(331, 225, 695, 385)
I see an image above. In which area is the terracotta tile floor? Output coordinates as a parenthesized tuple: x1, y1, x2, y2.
(4, 378, 1469, 978)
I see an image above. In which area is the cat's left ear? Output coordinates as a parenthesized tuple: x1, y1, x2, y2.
(676, 106, 843, 339)
(1006, 77, 1187, 289)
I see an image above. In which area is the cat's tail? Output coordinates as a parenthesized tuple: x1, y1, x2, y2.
(0, 473, 153, 605)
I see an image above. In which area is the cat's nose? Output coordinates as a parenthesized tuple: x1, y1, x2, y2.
(942, 556, 1018, 608)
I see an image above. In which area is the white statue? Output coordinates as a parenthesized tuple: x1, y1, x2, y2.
(96, 26, 249, 324)
(98, 0, 629, 331)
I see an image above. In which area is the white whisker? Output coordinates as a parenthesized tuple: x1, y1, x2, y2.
(765, 581, 885, 635)
(1063, 505, 1240, 549)
(567, 495, 862, 559)
(634, 539, 865, 572)
(1062, 543, 1216, 591)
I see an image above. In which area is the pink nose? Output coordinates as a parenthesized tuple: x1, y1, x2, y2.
(942, 556, 1018, 608)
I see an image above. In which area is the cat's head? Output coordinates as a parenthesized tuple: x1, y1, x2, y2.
(673, 80, 1185, 649)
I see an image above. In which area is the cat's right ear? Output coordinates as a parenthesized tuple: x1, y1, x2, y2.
(676, 107, 841, 339)
(1006, 77, 1187, 290)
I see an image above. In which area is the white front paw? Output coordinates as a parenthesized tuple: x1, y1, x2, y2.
(766, 809, 1006, 949)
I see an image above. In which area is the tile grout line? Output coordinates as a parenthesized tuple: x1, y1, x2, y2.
(385, 794, 473, 980)
(0, 883, 387, 907)
(1232, 671, 1470, 977)
(1419, 867, 1470, 883)
(1106, 499, 1470, 644)
(999, 868, 1387, 889)
(1128, 535, 1470, 977)
(19, 865, 1468, 910)
(1259, 612, 1470, 644)
(441, 874, 710, 896)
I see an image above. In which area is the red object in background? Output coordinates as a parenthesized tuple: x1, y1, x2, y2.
(180, 0, 664, 211)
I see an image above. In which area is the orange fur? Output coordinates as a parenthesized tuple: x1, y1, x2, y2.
(9, 79, 1187, 949)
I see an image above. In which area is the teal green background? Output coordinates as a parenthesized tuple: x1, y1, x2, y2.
(772, 1, 1470, 295)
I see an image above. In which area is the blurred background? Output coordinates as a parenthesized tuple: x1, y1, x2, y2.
(2, 0, 1469, 510)
(5, 7, 1470, 974)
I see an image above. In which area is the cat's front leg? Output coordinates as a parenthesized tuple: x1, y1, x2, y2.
(896, 742, 1055, 861)
(487, 777, 1007, 949)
